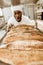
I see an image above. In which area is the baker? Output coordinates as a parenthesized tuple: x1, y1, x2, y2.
(7, 5, 35, 31)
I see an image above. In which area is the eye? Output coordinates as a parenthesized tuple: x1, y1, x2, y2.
(14, 12, 16, 15)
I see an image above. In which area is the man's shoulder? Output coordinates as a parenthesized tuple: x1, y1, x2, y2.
(8, 16, 14, 22)
(22, 15, 29, 19)
(22, 15, 31, 21)
(9, 16, 14, 20)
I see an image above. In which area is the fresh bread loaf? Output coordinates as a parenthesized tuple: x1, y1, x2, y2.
(0, 25, 43, 65)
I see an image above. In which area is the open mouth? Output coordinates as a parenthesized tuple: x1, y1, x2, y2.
(16, 18, 21, 22)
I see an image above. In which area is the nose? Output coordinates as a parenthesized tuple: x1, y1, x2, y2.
(16, 14, 19, 17)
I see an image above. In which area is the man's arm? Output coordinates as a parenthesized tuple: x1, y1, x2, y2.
(7, 23, 14, 32)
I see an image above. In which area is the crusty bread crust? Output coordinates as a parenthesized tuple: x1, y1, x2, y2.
(0, 25, 43, 65)
(0, 48, 43, 65)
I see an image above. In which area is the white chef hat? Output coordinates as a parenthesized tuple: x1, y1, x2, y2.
(11, 5, 23, 15)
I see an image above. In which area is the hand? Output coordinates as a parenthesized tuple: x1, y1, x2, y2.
(7, 24, 14, 32)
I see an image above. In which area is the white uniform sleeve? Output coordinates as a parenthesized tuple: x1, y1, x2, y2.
(7, 18, 12, 26)
(25, 16, 35, 26)
(7, 17, 13, 31)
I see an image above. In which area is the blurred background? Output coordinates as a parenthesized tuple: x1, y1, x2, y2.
(0, 0, 43, 22)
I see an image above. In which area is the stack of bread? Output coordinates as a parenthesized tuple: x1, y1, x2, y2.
(3, 25, 43, 50)
(0, 25, 43, 65)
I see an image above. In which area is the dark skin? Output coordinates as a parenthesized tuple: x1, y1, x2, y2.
(14, 10, 22, 22)
(7, 10, 22, 32)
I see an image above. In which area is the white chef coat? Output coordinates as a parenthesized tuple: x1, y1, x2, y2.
(7, 15, 35, 27)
